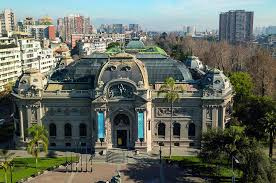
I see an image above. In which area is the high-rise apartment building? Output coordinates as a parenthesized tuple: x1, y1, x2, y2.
(18, 38, 41, 71)
(0, 9, 16, 34)
(62, 14, 92, 43)
(219, 10, 254, 43)
(18, 38, 55, 74)
(46, 25, 56, 40)
(0, 37, 22, 91)
(56, 18, 64, 38)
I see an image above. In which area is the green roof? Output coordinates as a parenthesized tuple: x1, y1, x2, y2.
(126, 40, 146, 49)
(105, 43, 167, 56)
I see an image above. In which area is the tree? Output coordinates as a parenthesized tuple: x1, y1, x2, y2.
(200, 126, 276, 183)
(241, 96, 275, 140)
(229, 72, 254, 99)
(0, 149, 14, 183)
(27, 124, 49, 168)
(107, 42, 121, 50)
(241, 148, 276, 183)
(259, 111, 276, 158)
(200, 126, 251, 163)
(158, 77, 185, 158)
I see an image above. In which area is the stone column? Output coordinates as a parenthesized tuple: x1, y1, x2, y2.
(219, 106, 226, 129)
(201, 106, 207, 133)
(212, 107, 218, 128)
(19, 106, 24, 140)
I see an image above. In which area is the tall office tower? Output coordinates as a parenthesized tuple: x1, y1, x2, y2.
(63, 14, 92, 43)
(0, 9, 16, 34)
(219, 10, 254, 43)
(129, 24, 139, 32)
(113, 24, 124, 34)
(187, 26, 196, 36)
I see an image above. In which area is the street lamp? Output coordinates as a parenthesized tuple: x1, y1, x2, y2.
(9, 162, 14, 183)
(70, 150, 73, 172)
(86, 145, 88, 172)
(80, 144, 83, 172)
(90, 143, 93, 172)
(65, 150, 68, 172)
(232, 155, 240, 183)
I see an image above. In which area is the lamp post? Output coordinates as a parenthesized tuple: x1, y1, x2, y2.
(65, 150, 68, 172)
(75, 142, 78, 172)
(9, 162, 13, 183)
(80, 145, 83, 172)
(86, 146, 88, 172)
(232, 155, 240, 183)
(90, 143, 93, 172)
(70, 150, 73, 172)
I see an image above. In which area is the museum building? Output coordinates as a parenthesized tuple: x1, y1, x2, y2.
(12, 40, 233, 153)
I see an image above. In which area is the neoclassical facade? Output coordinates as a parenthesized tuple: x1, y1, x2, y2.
(12, 41, 233, 153)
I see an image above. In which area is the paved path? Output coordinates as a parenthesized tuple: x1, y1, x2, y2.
(25, 161, 206, 183)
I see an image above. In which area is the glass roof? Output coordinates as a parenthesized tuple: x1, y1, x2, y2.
(50, 53, 193, 86)
(139, 56, 193, 84)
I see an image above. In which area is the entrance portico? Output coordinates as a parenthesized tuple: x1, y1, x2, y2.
(112, 113, 133, 149)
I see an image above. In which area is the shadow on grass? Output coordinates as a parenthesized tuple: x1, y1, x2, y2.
(164, 157, 241, 183)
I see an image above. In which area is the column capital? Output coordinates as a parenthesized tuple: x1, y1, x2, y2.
(95, 107, 107, 112)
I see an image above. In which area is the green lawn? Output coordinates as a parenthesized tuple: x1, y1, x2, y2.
(0, 157, 77, 183)
(164, 156, 243, 181)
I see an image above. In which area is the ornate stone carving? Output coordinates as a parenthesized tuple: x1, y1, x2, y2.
(156, 107, 192, 117)
(206, 108, 212, 120)
(108, 84, 133, 98)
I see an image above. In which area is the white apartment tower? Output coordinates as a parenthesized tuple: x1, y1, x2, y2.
(18, 38, 41, 72)
(0, 37, 21, 91)
(38, 48, 55, 74)
(18, 38, 55, 75)
(0, 9, 16, 34)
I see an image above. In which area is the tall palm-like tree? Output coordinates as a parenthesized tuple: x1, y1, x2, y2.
(0, 149, 14, 183)
(260, 111, 276, 158)
(27, 124, 49, 168)
(158, 77, 185, 158)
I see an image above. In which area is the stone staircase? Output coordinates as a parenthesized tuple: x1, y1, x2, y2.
(106, 149, 128, 163)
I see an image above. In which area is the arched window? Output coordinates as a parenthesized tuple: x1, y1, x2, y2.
(173, 123, 181, 137)
(79, 123, 87, 137)
(49, 123, 56, 137)
(158, 123, 166, 138)
(64, 123, 72, 137)
(188, 123, 196, 137)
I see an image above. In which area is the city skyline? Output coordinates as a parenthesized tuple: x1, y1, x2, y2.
(1, 0, 276, 31)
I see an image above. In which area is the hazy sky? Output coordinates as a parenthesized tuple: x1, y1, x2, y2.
(1, 0, 276, 31)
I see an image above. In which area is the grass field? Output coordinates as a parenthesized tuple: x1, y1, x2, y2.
(0, 157, 77, 183)
(164, 156, 243, 179)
